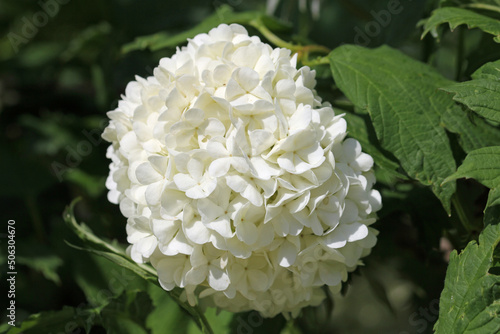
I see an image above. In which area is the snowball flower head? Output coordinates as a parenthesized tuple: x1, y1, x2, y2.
(103, 23, 381, 318)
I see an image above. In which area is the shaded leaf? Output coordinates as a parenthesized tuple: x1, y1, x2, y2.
(485, 187, 500, 226)
(121, 5, 289, 53)
(63, 198, 214, 334)
(187, 308, 233, 334)
(434, 223, 500, 333)
(7, 306, 92, 334)
(146, 284, 191, 334)
(442, 60, 500, 123)
(438, 100, 500, 153)
(17, 254, 63, 285)
(422, 7, 500, 43)
(444, 146, 500, 189)
(444, 146, 500, 225)
(100, 290, 152, 334)
(228, 312, 287, 334)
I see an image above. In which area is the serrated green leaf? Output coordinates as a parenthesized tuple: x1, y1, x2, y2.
(121, 5, 289, 53)
(434, 223, 500, 333)
(342, 111, 408, 180)
(445, 146, 500, 188)
(438, 101, 500, 153)
(421, 7, 500, 43)
(444, 146, 500, 225)
(442, 60, 500, 123)
(329, 45, 457, 213)
(7, 306, 91, 334)
(473, 60, 500, 81)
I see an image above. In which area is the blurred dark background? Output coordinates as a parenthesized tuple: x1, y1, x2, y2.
(2, 0, 497, 333)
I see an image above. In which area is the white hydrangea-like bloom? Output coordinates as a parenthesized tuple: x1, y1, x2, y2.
(103, 23, 381, 318)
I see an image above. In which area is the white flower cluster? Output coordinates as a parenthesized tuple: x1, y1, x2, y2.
(103, 23, 381, 318)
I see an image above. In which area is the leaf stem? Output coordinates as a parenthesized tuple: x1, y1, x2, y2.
(249, 17, 330, 63)
(301, 55, 330, 67)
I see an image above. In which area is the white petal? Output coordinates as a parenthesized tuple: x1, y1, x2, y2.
(208, 266, 230, 291)
(184, 218, 211, 244)
(205, 218, 233, 238)
(173, 173, 197, 191)
(352, 153, 374, 172)
(235, 67, 260, 92)
(319, 263, 342, 286)
(209, 158, 231, 178)
(249, 130, 275, 156)
(145, 181, 164, 206)
(342, 138, 362, 162)
(247, 270, 268, 291)
(185, 266, 207, 286)
(340, 199, 359, 223)
(277, 240, 297, 267)
(236, 222, 258, 245)
(187, 158, 205, 181)
(323, 230, 347, 249)
(136, 162, 162, 185)
(198, 198, 225, 221)
(343, 222, 369, 242)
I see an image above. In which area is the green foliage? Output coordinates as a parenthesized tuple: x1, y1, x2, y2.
(422, 7, 500, 43)
(17, 254, 63, 285)
(3, 0, 500, 333)
(434, 223, 500, 333)
(6, 306, 92, 334)
(329, 45, 458, 213)
(445, 146, 500, 225)
(121, 5, 290, 53)
(442, 60, 500, 123)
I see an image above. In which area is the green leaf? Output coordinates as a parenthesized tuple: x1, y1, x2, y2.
(434, 223, 500, 333)
(187, 308, 233, 334)
(473, 60, 500, 81)
(63, 198, 215, 334)
(329, 45, 457, 213)
(60, 22, 112, 63)
(71, 252, 145, 311)
(438, 100, 500, 153)
(7, 306, 91, 334)
(121, 5, 289, 53)
(342, 111, 408, 180)
(99, 290, 152, 334)
(444, 146, 500, 225)
(442, 60, 500, 123)
(17, 252, 63, 285)
(422, 7, 500, 43)
(146, 284, 191, 334)
(445, 146, 500, 189)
